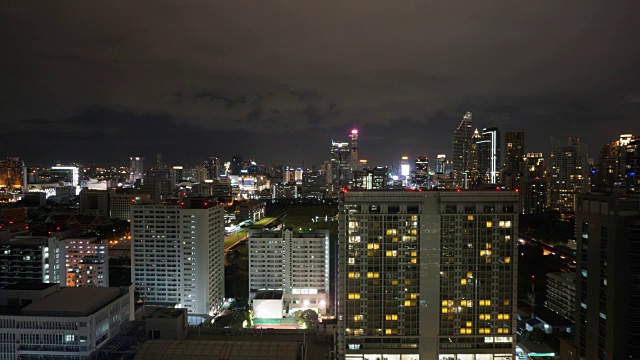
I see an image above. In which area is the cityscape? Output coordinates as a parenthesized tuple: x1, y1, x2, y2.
(2, 2, 640, 360)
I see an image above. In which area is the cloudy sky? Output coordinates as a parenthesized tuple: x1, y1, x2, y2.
(1, 1, 639, 167)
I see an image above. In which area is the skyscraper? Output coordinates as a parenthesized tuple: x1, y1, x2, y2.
(503, 132, 525, 190)
(331, 140, 351, 189)
(230, 155, 243, 175)
(549, 137, 589, 216)
(350, 129, 359, 170)
(452, 112, 474, 178)
(338, 190, 518, 359)
(129, 156, 145, 183)
(131, 199, 225, 316)
(522, 153, 547, 215)
(596, 134, 639, 192)
(477, 127, 501, 184)
(575, 193, 640, 359)
(0, 157, 26, 192)
(413, 156, 429, 187)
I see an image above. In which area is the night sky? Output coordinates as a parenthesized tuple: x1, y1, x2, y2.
(1, 1, 639, 167)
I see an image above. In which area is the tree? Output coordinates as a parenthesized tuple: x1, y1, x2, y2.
(293, 309, 319, 329)
(529, 328, 546, 343)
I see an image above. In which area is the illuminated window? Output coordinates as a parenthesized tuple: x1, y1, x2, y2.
(411, 229, 418, 235)
(479, 300, 491, 306)
(461, 279, 467, 285)
(460, 328, 472, 334)
(411, 251, 417, 257)
(348, 293, 361, 300)
(354, 315, 362, 321)
(410, 293, 418, 300)
(348, 272, 355, 279)
(411, 258, 417, 264)
(504, 300, 510, 306)
(404, 279, 411, 285)
(467, 272, 473, 278)
(386, 250, 397, 257)
(479, 328, 491, 334)
(499, 221, 512, 228)
(385, 314, 398, 321)
(385, 329, 397, 335)
(385, 229, 397, 236)
(480, 250, 492, 256)
(479, 314, 491, 320)
(442, 307, 448, 313)
(486, 221, 493, 228)
(391, 279, 399, 285)
(404, 300, 416, 307)
(348, 258, 355, 265)
(466, 321, 472, 327)
(392, 237, 398, 243)
(367, 272, 379, 279)
(367, 243, 380, 250)
(467, 215, 474, 221)
(504, 257, 511, 264)
(497, 314, 510, 320)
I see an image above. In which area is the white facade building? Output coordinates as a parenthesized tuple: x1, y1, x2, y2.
(64, 237, 108, 287)
(249, 229, 330, 315)
(0, 283, 133, 359)
(131, 201, 225, 316)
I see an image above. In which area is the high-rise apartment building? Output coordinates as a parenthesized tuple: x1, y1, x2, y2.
(522, 153, 547, 215)
(131, 199, 225, 316)
(549, 137, 589, 216)
(230, 155, 243, 175)
(109, 192, 151, 221)
(575, 193, 640, 359)
(64, 237, 109, 287)
(452, 112, 474, 179)
(0, 236, 66, 288)
(477, 127, 501, 184)
(129, 156, 145, 184)
(0, 157, 27, 192)
(545, 272, 576, 323)
(596, 134, 639, 192)
(338, 190, 518, 360)
(503, 132, 525, 190)
(249, 229, 330, 315)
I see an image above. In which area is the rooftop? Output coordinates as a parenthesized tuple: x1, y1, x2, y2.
(254, 290, 284, 300)
(146, 307, 186, 319)
(134, 340, 300, 360)
(1, 283, 58, 291)
(21, 286, 126, 317)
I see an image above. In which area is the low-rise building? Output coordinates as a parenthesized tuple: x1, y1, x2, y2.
(545, 271, 576, 322)
(0, 283, 133, 359)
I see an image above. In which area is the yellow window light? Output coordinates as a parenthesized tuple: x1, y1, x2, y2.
(461, 279, 467, 285)
(486, 221, 493, 228)
(467, 215, 474, 221)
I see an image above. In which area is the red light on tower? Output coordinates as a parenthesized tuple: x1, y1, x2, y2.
(456, 188, 461, 192)
(531, 275, 535, 280)
(495, 186, 501, 190)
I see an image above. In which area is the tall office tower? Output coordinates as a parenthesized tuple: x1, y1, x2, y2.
(400, 156, 411, 186)
(436, 154, 447, 174)
(575, 193, 640, 359)
(549, 137, 589, 216)
(171, 165, 184, 185)
(452, 112, 474, 179)
(503, 132, 525, 190)
(294, 167, 303, 184)
(302, 171, 325, 200)
(208, 157, 221, 180)
(249, 229, 330, 315)
(522, 153, 547, 215)
(477, 127, 501, 184)
(64, 237, 109, 287)
(156, 152, 167, 170)
(143, 169, 172, 200)
(338, 190, 518, 360)
(129, 156, 145, 184)
(284, 167, 292, 183)
(0, 157, 27, 192)
(597, 134, 640, 192)
(350, 129, 359, 170)
(0, 236, 66, 288)
(331, 141, 352, 189)
(230, 155, 243, 175)
(131, 200, 225, 315)
(413, 156, 429, 187)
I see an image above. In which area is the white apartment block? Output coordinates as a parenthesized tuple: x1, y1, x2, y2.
(0, 236, 66, 288)
(64, 237, 108, 287)
(249, 229, 330, 315)
(0, 283, 133, 360)
(338, 190, 519, 360)
(131, 200, 225, 316)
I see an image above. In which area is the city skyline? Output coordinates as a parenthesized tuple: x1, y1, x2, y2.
(2, 2, 640, 166)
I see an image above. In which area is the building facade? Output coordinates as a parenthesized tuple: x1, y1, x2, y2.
(0, 283, 133, 359)
(549, 137, 589, 216)
(65, 237, 109, 287)
(575, 193, 640, 360)
(131, 200, 225, 316)
(249, 229, 330, 315)
(522, 153, 547, 215)
(0, 236, 66, 288)
(338, 190, 518, 360)
(452, 112, 474, 180)
(477, 128, 501, 185)
(545, 272, 576, 322)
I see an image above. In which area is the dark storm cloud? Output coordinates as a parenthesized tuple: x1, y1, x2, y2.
(1, 1, 640, 166)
